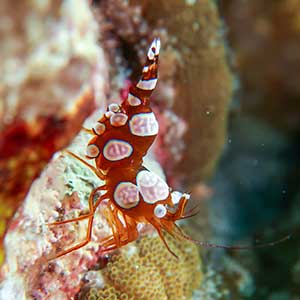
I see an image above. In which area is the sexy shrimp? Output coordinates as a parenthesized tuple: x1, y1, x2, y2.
(49, 38, 193, 259)
(49, 38, 290, 259)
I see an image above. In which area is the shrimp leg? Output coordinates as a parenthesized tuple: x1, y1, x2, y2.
(48, 186, 106, 226)
(48, 193, 108, 260)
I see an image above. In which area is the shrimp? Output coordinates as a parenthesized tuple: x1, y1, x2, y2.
(49, 38, 291, 259)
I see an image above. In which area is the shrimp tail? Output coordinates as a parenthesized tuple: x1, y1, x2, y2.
(125, 38, 161, 106)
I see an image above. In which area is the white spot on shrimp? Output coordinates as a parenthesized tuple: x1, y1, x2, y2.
(147, 38, 161, 60)
(148, 50, 155, 61)
(171, 191, 183, 205)
(129, 112, 159, 137)
(103, 139, 133, 161)
(136, 78, 158, 90)
(136, 170, 169, 204)
(108, 103, 120, 112)
(127, 93, 142, 106)
(110, 113, 128, 127)
(114, 182, 140, 209)
(86, 144, 100, 158)
(93, 122, 105, 136)
(183, 193, 191, 200)
(105, 111, 114, 119)
(154, 204, 167, 218)
(143, 66, 149, 73)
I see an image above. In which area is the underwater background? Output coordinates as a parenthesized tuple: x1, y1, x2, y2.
(0, 0, 299, 299)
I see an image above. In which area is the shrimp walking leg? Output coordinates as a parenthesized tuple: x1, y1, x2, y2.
(81, 127, 94, 135)
(49, 213, 95, 260)
(48, 193, 108, 260)
(100, 209, 138, 252)
(48, 186, 106, 226)
(147, 218, 178, 259)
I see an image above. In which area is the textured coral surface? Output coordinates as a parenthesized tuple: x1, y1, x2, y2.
(221, 0, 300, 134)
(0, 139, 110, 299)
(81, 234, 202, 300)
(194, 254, 254, 300)
(0, 0, 107, 264)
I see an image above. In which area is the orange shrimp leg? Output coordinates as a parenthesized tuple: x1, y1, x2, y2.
(49, 213, 95, 260)
(123, 214, 138, 242)
(48, 193, 108, 260)
(166, 195, 189, 221)
(63, 150, 105, 180)
(48, 213, 93, 226)
(100, 210, 138, 252)
(146, 218, 178, 259)
(100, 230, 138, 253)
(82, 127, 94, 135)
(102, 206, 121, 247)
(156, 227, 178, 259)
(159, 218, 186, 241)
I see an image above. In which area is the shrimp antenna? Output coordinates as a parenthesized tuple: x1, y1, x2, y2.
(171, 223, 292, 250)
(186, 233, 292, 250)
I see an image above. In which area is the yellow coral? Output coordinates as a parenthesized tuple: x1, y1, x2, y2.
(82, 233, 202, 300)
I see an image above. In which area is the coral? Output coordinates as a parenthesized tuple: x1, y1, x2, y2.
(194, 255, 254, 300)
(0, 2, 255, 300)
(81, 233, 202, 300)
(221, 0, 300, 134)
(0, 0, 107, 264)
(100, 0, 149, 46)
(0, 141, 110, 299)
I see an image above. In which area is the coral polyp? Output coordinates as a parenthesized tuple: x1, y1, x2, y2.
(80, 233, 202, 300)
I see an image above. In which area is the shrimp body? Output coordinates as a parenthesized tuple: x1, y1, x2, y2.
(105, 166, 173, 219)
(50, 38, 192, 259)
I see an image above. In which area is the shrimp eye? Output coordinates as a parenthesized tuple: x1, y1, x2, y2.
(108, 103, 120, 112)
(154, 204, 167, 218)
